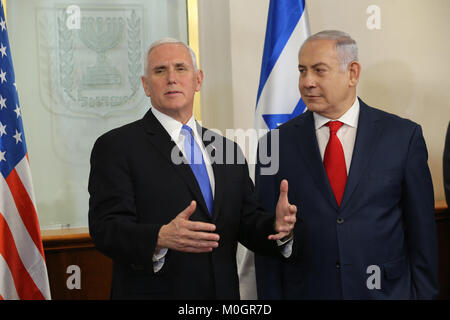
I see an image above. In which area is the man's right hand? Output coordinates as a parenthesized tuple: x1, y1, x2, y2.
(156, 201, 220, 253)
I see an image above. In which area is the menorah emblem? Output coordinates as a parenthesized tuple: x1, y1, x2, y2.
(79, 16, 124, 87)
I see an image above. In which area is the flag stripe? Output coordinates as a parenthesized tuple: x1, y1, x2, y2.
(5, 166, 44, 257)
(15, 155, 37, 205)
(0, 253, 20, 299)
(0, 175, 50, 299)
(0, 214, 44, 299)
(256, 0, 306, 104)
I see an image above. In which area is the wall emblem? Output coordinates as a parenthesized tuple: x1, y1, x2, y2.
(37, 6, 145, 118)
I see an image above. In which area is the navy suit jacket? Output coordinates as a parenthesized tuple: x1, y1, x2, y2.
(255, 99, 439, 299)
(444, 121, 450, 207)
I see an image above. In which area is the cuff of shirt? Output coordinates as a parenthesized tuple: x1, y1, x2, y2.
(277, 236, 293, 258)
(152, 247, 168, 273)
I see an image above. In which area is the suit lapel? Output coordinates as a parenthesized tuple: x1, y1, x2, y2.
(294, 111, 338, 209)
(340, 100, 382, 212)
(143, 110, 212, 219)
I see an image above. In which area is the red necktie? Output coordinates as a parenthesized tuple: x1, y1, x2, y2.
(323, 121, 347, 206)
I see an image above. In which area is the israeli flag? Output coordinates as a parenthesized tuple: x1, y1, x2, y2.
(254, 0, 310, 131)
(238, 0, 311, 300)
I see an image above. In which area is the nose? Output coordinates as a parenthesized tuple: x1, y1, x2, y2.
(300, 73, 316, 89)
(167, 68, 177, 84)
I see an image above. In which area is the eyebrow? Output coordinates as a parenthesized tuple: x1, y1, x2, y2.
(152, 62, 190, 71)
(298, 62, 330, 69)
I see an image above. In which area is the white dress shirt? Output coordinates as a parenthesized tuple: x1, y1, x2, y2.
(313, 98, 360, 172)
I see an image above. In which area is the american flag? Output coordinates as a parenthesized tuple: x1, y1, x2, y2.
(0, 3, 50, 299)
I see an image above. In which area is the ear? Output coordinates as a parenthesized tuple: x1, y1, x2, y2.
(195, 70, 204, 92)
(141, 76, 151, 97)
(348, 61, 361, 87)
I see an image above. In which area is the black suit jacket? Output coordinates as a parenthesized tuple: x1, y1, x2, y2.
(255, 99, 439, 299)
(88, 109, 279, 299)
(444, 121, 450, 207)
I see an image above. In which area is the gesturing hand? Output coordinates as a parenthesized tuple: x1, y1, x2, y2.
(156, 201, 220, 253)
(268, 179, 297, 241)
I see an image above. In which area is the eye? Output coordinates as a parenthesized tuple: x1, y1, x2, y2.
(176, 65, 187, 71)
(153, 68, 165, 74)
(316, 68, 326, 74)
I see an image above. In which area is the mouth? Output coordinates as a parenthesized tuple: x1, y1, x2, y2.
(164, 90, 183, 96)
(304, 95, 321, 99)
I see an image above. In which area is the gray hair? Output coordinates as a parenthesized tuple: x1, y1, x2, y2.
(299, 30, 358, 72)
(143, 37, 198, 76)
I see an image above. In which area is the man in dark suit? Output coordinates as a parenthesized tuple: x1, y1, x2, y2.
(88, 38, 297, 299)
(255, 30, 439, 299)
(444, 121, 450, 207)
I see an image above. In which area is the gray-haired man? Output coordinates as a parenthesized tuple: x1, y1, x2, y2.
(255, 30, 439, 299)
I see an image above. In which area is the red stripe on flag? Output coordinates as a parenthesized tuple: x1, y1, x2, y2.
(0, 213, 45, 300)
(5, 168, 45, 258)
(0, 293, 3, 300)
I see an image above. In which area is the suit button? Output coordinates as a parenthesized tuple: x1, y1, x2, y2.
(336, 262, 340, 269)
(337, 218, 344, 224)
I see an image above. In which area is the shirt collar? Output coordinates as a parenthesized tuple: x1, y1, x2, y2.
(313, 98, 360, 130)
(151, 107, 199, 142)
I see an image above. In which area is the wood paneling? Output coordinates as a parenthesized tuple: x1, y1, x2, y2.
(42, 228, 112, 300)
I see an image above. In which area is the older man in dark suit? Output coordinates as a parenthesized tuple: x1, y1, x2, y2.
(255, 30, 439, 299)
(88, 38, 297, 299)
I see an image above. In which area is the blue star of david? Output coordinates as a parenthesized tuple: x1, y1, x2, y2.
(262, 98, 307, 130)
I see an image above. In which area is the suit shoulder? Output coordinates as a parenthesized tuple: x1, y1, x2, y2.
(365, 104, 420, 131)
(93, 118, 144, 149)
(278, 111, 311, 131)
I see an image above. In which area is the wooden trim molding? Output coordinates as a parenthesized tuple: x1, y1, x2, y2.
(42, 227, 92, 251)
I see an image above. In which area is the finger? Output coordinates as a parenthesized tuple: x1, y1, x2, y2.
(183, 229, 220, 242)
(186, 220, 217, 233)
(288, 204, 297, 214)
(180, 246, 216, 253)
(276, 225, 293, 233)
(177, 237, 219, 250)
(283, 215, 296, 224)
(178, 201, 197, 219)
(268, 232, 289, 241)
(278, 179, 289, 203)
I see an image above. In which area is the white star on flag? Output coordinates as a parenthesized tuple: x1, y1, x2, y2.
(0, 43, 6, 58)
(0, 68, 6, 83)
(0, 121, 6, 136)
(13, 129, 22, 144)
(14, 104, 21, 118)
(0, 94, 5, 109)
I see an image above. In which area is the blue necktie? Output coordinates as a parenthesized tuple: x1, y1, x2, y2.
(180, 124, 214, 215)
